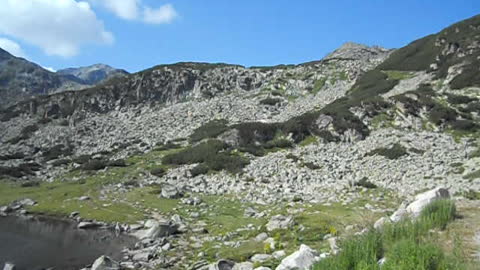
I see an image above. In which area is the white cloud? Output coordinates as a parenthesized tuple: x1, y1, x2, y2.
(0, 38, 27, 58)
(143, 4, 177, 24)
(0, 0, 114, 58)
(92, 0, 177, 24)
(100, 0, 140, 20)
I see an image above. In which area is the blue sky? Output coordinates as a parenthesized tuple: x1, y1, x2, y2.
(0, 0, 479, 73)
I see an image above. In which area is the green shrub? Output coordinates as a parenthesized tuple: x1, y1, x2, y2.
(447, 94, 476, 105)
(81, 160, 107, 171)
(429, 104, 458, 125)
(463, 189, 480, 200)
(162, 140, 249, 174)
(162, 140, 228, 165)
(260, 98, 283, 106)
(72, 155, 91, 164)
(419, 199, 456, 229)
(382, 239, 453, 270)
(379, 34, 438, 71)
(264, 138, 293, 149)
(155, 141, 182, 151)
(354, 177, 377, 189)
(190, 164, 209, 177)
(42, 144, 73, 161)
(190, 119, 229, 142)
(450, 60, 480, 89)
(302, 162, 320, 170)
(150, 167, 166, 177)
(450, 119, 478, 131)
(367, 143, 408, 160)
(21, 181, 40, 188)
(0, 152, 25, 160)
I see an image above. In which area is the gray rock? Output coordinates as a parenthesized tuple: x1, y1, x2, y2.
(405, 187, 450, 218)
(206, 259, 235, 270)
(160, 184, 183, 199)
(275, 244, 320, 270)
(232, 262, 254, 270)
(77, 221, 101, 229)
(272, 250, 286, 259)
(250, 254, 272, 263)
(133, 219, 178, 239)
(3, 263, 15, 270)
(78, 196, 90, 201)
(255, 232, 269, 242)
(91, 256, 120, 270)
(266, 215, 294, 231)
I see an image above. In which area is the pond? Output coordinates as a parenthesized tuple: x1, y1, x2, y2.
(0, 215, 135, 270)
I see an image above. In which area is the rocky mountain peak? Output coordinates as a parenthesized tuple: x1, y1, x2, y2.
(324, 41, 391, 62)
(57, 64, 129, 85)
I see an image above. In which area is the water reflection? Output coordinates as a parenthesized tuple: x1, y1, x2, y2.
(0, 215, 134, 270)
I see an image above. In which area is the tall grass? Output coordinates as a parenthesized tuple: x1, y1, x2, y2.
(313, 199, 466, 270)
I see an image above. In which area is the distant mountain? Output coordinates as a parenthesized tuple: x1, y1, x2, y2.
(0, 49, 128, 108)
(0, 48, 89, 108)
(57, 64, 129, 85)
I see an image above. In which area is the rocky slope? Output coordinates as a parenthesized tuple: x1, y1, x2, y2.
(57, 64, 129, 85)
(0, 14, 480, 270)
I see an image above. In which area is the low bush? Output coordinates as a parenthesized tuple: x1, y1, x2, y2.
(107, 159, 127, 167)
(354, 177, 377, 189)
(0, 152, 25, 160)
(367, 143, 408, 160)
(81, 160, 107, 171)
(190, 119, 229, 142)
(155, 142, 182, 151)
(260, 97, 283, 106)
(150, 167, 166, 177)
(42, 144, 73, 161)
(162, 140, 249, 174)
(429, 104, 458, 125)
(463, 189, 480, 200)
(21, 181, 40, 188)
(190, 164, 209, 177)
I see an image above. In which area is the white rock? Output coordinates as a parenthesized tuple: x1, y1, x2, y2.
(251, 254, 272, 263)
(232, 262, 254, 270)
(272, 250, 286, 259)
(255, 232, 269, 242)
(266, 215, 294, 231)
(91, 256, 120, 270)
(405, 187, 450, 218)
(3, 263, 15, 270)
(275, 244, 320, 270)
(254, 267, 271, 270)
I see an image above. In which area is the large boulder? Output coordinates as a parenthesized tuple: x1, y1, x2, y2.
(266, 215, 294, 231)
(375, 187, 451, 229)
(275, 244, 320, 270)
(91, 256, 120, 270)
(405, 187, 450, 218)
(133, 219, 178, 239)
(160, 184, 184, 199)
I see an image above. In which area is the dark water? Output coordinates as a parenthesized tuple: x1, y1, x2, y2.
(0, 215, 135, 270)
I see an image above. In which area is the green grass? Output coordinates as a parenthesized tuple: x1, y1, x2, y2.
(463, 169, 480, 180)
(313, 199, 465, 270)
(384, 70, 415, 80)
(299, 135, 318, 147)
(0, 178, 144, 223)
